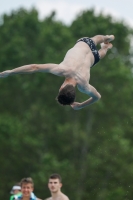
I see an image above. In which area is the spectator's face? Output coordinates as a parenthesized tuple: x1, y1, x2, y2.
(13, 190, 21, 195)
(21, 183, 33, 197)
(48, 178, 62, 193)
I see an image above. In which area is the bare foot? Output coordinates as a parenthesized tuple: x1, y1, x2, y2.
(104, 35, 115, 44)
(101, 43, 113, 50)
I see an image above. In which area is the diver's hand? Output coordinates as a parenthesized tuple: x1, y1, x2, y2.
(70, 102, 82, 110)
(0, 70, 11, 78)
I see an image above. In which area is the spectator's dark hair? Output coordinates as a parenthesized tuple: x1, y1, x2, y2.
(49, 174, 62, 183)
(56, 84, 76, 105)
(20, 177, 34, 187)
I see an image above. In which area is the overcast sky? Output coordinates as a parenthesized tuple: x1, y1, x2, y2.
(0, 0, 133, 27)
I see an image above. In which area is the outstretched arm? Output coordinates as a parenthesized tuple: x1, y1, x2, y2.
(0, 63, 63, 78)
(71, 84, 101, 110)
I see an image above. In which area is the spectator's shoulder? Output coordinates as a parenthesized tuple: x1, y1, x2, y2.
(44, 197, 52, 200)
(62, 193, 69, 200)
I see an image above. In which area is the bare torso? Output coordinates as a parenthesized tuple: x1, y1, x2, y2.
(59, 41, 95, 92)
(46, 193, 69, 200)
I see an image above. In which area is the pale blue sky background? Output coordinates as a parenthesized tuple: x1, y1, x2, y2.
(0, 0, 133, 27)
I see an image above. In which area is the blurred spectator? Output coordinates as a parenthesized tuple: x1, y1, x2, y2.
(10, 184, 21, 200)
(16, 177, 41, 200)
(46, 173, 69, 200)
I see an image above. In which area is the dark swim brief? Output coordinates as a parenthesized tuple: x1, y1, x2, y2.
(77, 37, 100, 67)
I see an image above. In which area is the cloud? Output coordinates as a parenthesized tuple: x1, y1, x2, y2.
(35, 0, 133, 27)
(35, 0, 87, 24)
(1, 0, 133, 27)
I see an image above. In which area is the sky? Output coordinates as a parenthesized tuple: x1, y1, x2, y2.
(0, 0, 133, 27)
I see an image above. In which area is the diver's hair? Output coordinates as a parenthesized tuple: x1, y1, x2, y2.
(49, 173, 62, 183)
(56, 84, 76, 105)
(20, 177, 34, 187)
